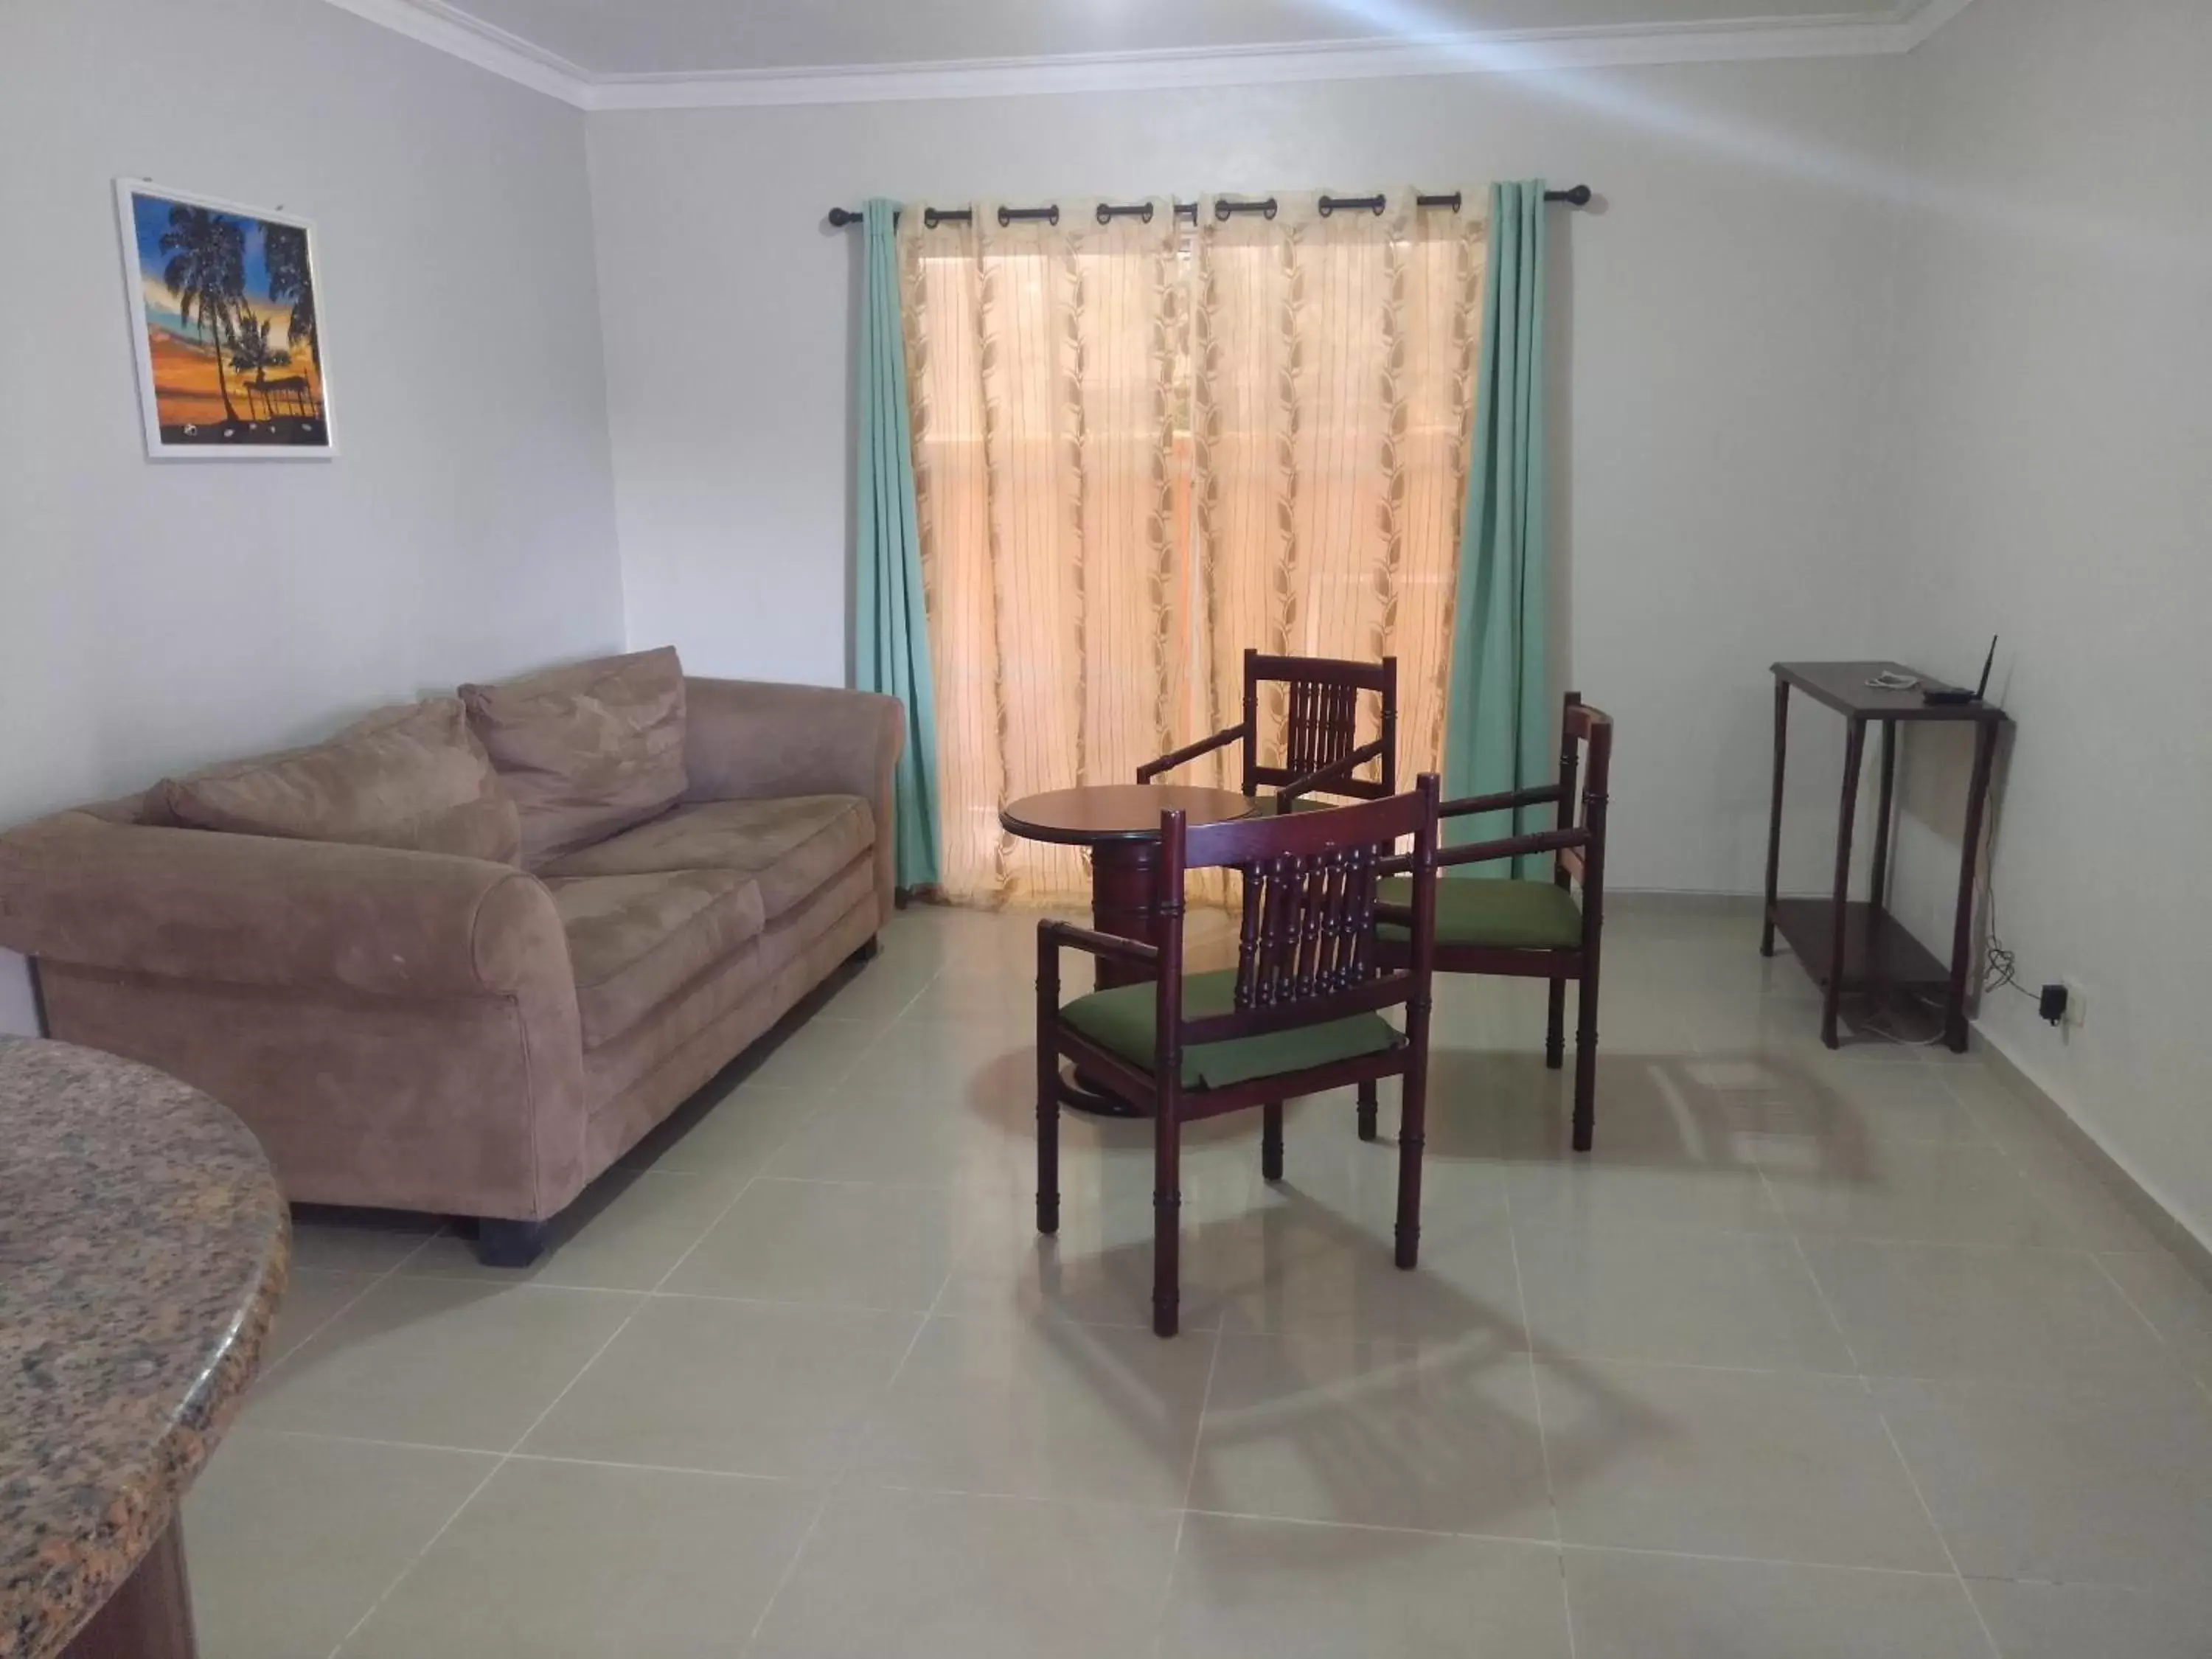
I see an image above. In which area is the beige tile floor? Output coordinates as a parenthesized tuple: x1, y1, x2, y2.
(187, 898, 2212, 1658)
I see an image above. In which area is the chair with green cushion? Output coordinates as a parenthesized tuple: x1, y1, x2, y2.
(1138, 650, 1397, 813)
(1372, 693, 1613, 1152)
(1037, 776, 1441, 1338)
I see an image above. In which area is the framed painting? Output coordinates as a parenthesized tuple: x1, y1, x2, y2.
(114, 180, 336, 459)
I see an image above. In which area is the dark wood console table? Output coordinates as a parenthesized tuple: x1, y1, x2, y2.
(1761, 662, 2005, 1051)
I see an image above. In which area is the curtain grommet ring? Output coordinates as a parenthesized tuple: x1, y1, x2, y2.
(924, 207, 943, 230)
(996, 205, 1010, 227)
(1318, 198, 1333, 218)
(1263, 197, 1278, 220)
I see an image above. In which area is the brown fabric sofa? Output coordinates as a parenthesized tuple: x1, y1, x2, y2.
(0, 653, 902, 1265)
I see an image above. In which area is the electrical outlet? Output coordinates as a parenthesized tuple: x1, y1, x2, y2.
(2062, 978, 2088, 1032)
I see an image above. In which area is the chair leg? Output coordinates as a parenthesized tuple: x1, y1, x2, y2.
(1036, 1048, 1060, 1238)
(1154, 1092, 1182, 1338)
(1262, 1101, 1284, 1181)
(1355, 1079, 1379, 1142)
(1395, 1065, 1427, 1271)
(1153, 1182, 1181, 1339)
(1573, 978, 1599, 1154)
(1545, 978, 1567, 1069)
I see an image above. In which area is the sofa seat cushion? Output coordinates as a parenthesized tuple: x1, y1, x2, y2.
(161, 697, 520, 863)
(462, 647, 689, 866)
(1061, 967, 1402, 1091)
(1376, 875, 1583, 951)
(546, 870, 765, 1048)
(540, 796, 874, 924)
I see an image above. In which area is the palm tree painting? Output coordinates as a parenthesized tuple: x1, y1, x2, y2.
(117, 181, 334, 456)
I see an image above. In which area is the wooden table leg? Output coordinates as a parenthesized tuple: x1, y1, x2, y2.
(1059, 838, 1160, 1116)
(1947, 719, 1999, 1053)
(1869, 718, 1897, 914)
(1823, 717, 1866, 1049)
(1761, 680, 1789, 956)
(63, 1521, 196, 1659)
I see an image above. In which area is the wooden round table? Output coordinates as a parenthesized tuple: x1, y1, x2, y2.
(1001, 784, 1261, 1116)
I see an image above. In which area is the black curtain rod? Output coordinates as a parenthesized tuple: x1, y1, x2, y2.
(827, 184, 1590, 229)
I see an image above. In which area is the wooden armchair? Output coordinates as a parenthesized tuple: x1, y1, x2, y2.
(1137, 650, 1397, 813)
(1371, 693, 1613, 1152)
(1035, 777, 1441, 1337)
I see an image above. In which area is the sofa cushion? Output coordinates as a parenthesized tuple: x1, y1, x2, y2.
(540, 795, 873, 924)
(546, 869, 765, 1048)
(161, 697, 520, 863)
(461, 647, 689, 866)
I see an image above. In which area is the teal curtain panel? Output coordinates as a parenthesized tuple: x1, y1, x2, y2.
(854, 198, 943, 889)
(1443, 180, 1551, 878)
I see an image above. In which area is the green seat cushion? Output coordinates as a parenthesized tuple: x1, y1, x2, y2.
(1377, 875, 1583, 950)
(1060, 967, 1401, 1090)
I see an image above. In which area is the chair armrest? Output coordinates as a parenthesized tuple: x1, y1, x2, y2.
(1136, 724, 1245, 784)
(0, 815, 572, 998)
(1038, 919, 1161, 972)
(1276, 739, 1388, 810)
(1439, 783, 1567, 820)
(1436, 827, 1588, 872)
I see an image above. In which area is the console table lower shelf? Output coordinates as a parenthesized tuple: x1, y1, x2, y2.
(1767, 900, 1950, 998)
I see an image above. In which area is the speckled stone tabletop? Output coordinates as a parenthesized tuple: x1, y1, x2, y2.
(0, 1037, 288, 1659)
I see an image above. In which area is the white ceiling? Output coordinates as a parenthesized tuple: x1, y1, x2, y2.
(434, 0, 1927, 79)
(330, 0, 1972, 106)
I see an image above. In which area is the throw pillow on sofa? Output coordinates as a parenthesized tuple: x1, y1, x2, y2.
(460, 646, 689, 866)
(162, 696, 521, 863)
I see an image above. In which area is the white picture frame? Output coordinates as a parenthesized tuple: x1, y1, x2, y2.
(114, 178, 337, 459)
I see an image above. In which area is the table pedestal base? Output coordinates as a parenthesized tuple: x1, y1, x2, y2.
(64, 1522, 195, 1659)
(1059, 838, 1163, 1119)
(1060, 1066, 1150, 1119)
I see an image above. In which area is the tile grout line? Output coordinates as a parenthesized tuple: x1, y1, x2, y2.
(2086, 1250, 2188, 1349)
(1788, 1231, 1867, 1384)
(261, 1224, 448, 1382)
(1503, 1172, 1576, 1659)
(1150, 1320, 1227, 1656)
(1874, 1412, 2003, 1659)
(637, 1015, 874, 1298)
(735, 1207, 959, 1659)
(329, 1244, 662, 1656)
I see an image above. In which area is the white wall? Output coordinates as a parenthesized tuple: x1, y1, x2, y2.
(1882, 0, 2212, 1240)
(0, 0, 626, 1029)
(588, 59, 1908, 894)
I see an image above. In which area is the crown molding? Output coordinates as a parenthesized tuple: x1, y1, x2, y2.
(319, 0, 592, 105)
(316, 0, 1983, 113)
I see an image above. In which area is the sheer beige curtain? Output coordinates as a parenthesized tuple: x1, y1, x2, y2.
(902, 192, 1488, 906)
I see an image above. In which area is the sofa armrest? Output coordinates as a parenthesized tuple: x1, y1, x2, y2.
(0, 813, 572, 999)
(682, 678, 907, 918)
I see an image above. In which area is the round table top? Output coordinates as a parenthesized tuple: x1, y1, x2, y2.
(1001, 784, 1262, 846)
(0, 1037, 290, 1659)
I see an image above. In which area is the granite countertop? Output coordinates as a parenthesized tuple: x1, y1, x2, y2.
(0, 1037, 288, 1659)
